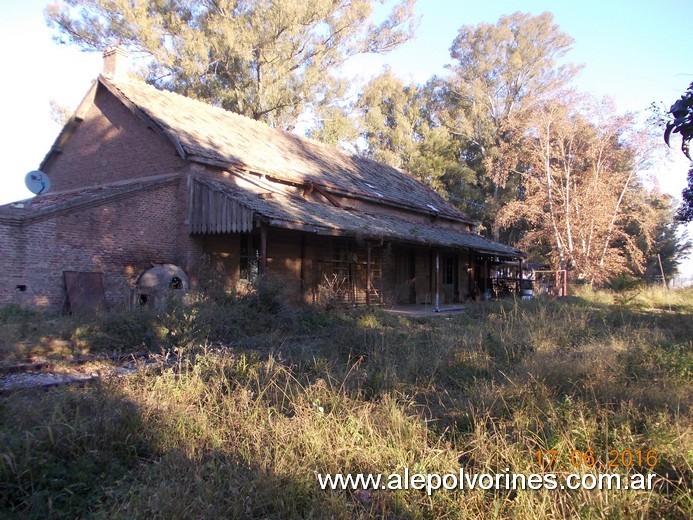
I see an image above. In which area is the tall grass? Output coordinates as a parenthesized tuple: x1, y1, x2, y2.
(1, 286, 691, 518)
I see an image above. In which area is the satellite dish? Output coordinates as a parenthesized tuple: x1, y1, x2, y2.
(25, 170, 51, 195)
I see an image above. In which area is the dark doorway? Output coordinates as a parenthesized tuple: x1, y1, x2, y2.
(442, 255, 458, 303)
(396, 249, 416, 303)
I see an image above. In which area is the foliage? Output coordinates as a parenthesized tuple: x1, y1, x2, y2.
(349, 12, 689, 283)
(0, 275, 302, 365)
(496, 95, 667, 284)
(0, 304, 40, 325)
(631, 190, 692, 284)
(664, 82, 693, 160)
(676, 166, 693, 223)
(358, 68, 422, 168)
(1, 290, 692, 518)
(306, 104, 360, 146)
(45, 0, 417, 129)
(356, 70, 468, 195)
(662, 82, 693, 222)
(439, 11, 580, 237)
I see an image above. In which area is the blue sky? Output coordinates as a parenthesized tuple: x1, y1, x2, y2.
(1, 0, 691, 272)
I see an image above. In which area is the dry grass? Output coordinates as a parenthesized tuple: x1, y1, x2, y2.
(1, 286, 691, 518)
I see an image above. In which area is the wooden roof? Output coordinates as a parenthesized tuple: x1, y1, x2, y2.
(0, 175, 178, 225)
(13, 74, 523, 258)
(192, 176, 523, 258)
(96, 76, 473, 224)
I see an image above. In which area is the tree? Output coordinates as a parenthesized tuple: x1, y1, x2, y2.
(628, 191, 691, 284)
(45, 0, 417, 129)
(439, 11, 580, 238)
(358, 69, 421, 168)
(664, 82, 693, 160)
(677, 166, 693, 222)
(663, 82, 693, 222)
(356, 71, 469, 195)
(497, 94, 656, 285)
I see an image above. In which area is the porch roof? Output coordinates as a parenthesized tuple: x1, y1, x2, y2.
(193, 177, 524, 259)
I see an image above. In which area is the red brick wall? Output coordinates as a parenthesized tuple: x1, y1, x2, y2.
(0, 223, 25, 306)
(0, 81, 207, 311)
(43, 83, 187, 192)
(0, 181, 192, 310)
(0, 180, 200, 310)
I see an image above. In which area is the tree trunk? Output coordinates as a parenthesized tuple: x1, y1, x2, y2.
(599, 168, 635, 268)
(544, 120, 565, 269)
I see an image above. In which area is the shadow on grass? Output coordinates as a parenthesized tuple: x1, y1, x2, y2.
(0, 381, 366, 519)
(0, 291, 691, 518)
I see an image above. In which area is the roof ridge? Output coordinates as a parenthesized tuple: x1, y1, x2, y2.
(101, 75, 473, 223)
(104, 75, 315, 142)
(104, 76, 429, 179)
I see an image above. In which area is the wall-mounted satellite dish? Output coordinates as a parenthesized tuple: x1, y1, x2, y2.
(25, 170, 51, 195)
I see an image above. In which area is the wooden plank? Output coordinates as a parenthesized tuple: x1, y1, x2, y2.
(231, 200, 237, 232)
(222, 195, 228, 233)
(189, 179, 257, 235)
(215, 191, 222, 232)
(207, 187, 213, 233)
(260, 225, 267, 274)
(193, 182, 201, 233)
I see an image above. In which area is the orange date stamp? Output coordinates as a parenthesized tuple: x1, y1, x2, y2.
(535, 449, 658, 469)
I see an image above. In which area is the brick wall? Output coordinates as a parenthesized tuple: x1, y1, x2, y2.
(0, 181, 191, 310)
(43, 83, 186, 192)
(0, 81, 206, 311)
(0, 223, 25, 306)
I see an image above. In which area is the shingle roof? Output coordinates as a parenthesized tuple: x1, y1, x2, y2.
(194, 176, 523, 258)
(16, 75, 522, 258)
(0, 175, 178, 224)
(100, 76, 472, 223)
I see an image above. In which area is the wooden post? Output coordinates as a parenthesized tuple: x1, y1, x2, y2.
(484, 258, 488, 297)
(300, 235, 306, 296)
(657, 254, 667, 289)
(435, 250, 440, 312)
(259, 225, 267, 275)
(366, 242, 372, 306)
(518, 258, 523, 295)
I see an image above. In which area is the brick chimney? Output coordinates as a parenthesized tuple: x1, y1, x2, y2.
(102, 46, 130, 80)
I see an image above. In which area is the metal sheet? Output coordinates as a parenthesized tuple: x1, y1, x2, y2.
(64, 271, 107, 314)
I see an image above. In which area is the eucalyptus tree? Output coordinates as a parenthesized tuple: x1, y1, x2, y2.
(440, 11, 580, 237)
(355, 70, 469, 195)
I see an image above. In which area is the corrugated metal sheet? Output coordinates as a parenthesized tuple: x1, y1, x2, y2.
(190, 180, 254, 233)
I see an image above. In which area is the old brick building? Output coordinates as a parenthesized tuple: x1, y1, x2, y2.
(0, 48, 523, 312)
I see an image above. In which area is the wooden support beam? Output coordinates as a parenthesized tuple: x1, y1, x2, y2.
(300, 235, 306, 295)
(366, 242, 372, 306)
(484, 258, 488, 296)
(259, 225, 268, 275)
(435, 250, 440, 312)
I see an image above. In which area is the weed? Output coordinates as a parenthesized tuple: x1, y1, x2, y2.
(0, 287, 691, 518)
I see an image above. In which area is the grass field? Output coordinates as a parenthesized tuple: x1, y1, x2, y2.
(1, 283, 691, 518)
